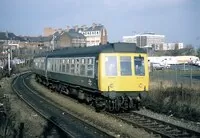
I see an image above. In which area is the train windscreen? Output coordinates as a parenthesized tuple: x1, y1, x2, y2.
(120, 56, 132, 76)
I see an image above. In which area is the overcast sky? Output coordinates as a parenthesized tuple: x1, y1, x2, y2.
(0, 0, 199, 46)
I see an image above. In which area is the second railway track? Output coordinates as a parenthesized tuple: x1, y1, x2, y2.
(11, 72, 115, 138)
(110, 111, 200, 138)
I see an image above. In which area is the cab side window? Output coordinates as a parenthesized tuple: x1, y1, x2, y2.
(134, 57, 145, 76)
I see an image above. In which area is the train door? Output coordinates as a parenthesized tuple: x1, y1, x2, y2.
(98, 53, 119, 92)
(133, 55, 149, 91)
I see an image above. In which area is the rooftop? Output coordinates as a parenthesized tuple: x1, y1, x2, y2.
(0, 32, 24, 41)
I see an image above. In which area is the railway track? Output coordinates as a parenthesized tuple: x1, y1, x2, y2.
(12, 72, 200, 138)
(11, 72, 115, 138)
(112, 111, 200, 138)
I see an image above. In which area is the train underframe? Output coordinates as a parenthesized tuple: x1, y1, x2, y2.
(35, 74, 143, 112)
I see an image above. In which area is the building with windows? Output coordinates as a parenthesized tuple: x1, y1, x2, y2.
(161, 43, 184, 50)
(43, 23, 108, 47)
(53, 31, 86, 48)
(123, 32, 165, 48)
(123, 33, 184, 51)
(122, 36, 137, 43)
(78, 23, 107, 46)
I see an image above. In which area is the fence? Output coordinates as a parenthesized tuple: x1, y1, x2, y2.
(150, 64, 200, 90)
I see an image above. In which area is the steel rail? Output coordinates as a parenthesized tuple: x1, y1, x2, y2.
(11, 72, 114, 138)
(109, 111, 200, 138)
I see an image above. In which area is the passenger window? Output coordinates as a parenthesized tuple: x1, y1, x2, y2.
(51, 59, 54, 71)
(105, 56, 117, 76)
(134, 57, 145, 76)
(80, 64, 86, 76)
(86, 58, 94, 78)
(59, 59, 62, 72)
(70, 59, 75, 74)
(120, 56, 132, 76)
(87, 70, 93, 77)
(65, 59, 69, 73)
(62, 59, 65, 72)
(80, 58, 86, 76)
(55, 63, 57, 72)
(75, 59, 80, 75)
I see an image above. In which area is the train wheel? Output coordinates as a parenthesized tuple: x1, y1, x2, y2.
(94, 98, 101, 112)
(65, 88, 70, 95)
(107, 100, 115, 112)
(123, 96, 131, 112)
(114, 97, 122, 112)
(85, 94, 92, 105)
(94, 97, 105, 112)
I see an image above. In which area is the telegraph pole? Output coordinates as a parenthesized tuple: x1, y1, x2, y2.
(10, 48, 12, 60)
(7, 49, 11, 77)
(52, 34, 55, 51)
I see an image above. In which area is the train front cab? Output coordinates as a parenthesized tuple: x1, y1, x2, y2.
(98, 53, 149, 100)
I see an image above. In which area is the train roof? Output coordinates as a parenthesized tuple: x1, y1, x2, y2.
(34, 42, 146, 58)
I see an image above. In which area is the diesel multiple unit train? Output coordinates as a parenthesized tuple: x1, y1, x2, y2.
(32, 43, 149, 112)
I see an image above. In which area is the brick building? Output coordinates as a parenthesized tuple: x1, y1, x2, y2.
(53, 31, 86, 48)
(43, 23, 108, 46)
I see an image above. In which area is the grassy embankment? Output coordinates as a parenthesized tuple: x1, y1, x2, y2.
(144, 70, 200, 122)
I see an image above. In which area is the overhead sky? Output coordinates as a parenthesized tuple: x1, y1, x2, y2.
(0, 0, 199, 46)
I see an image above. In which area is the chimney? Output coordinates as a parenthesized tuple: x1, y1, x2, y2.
(81, 25, 88, 31)
(66, 26, 70, 32)
(92, 23, 96, 29)
(57, 28, 62, 33)
(5, 31, 9, 38)
(81, 25, 86, 28)
(74, 25, 78, 32)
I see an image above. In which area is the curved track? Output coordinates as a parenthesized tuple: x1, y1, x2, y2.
(11, 72, 114, 138)
(112, 111, 200, 138)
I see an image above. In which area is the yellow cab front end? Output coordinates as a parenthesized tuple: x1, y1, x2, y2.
(98, 53, 149, 97)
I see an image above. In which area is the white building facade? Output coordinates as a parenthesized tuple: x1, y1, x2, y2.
(123, 33, 165, 48)
(82, 30, 102, 46)
(123, 33, 184, 51)
(78, 23, 108, 47)
(162, 43, 184, 50)
(122, 36, 137, 43)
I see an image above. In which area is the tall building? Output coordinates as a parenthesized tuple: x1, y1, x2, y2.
(123, 32, 165, 48)
(43, 23, 108, 46)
